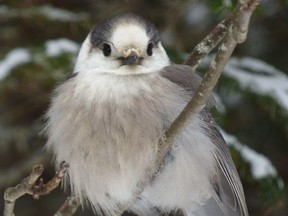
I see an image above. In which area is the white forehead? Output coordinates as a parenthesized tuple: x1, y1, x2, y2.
(111, 23, 149, 50)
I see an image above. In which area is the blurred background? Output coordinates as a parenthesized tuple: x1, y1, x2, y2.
(0, 0, 288, 215)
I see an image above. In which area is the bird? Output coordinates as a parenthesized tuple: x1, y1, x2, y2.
(45, 13, 249, 216)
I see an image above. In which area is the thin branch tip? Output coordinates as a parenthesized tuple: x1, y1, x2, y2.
(3, 163, 69, 216)
(55, 161, 69, 179)
(240, 0, 261, 9)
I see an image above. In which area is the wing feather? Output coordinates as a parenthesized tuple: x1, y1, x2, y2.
(202, 111, 249, 216)
(159, 64, 215, 108)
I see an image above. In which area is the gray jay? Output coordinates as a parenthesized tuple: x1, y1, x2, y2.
(45, 13, 249, 216)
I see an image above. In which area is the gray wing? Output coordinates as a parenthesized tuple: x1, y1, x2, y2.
(159, 64, 249, 216)
(204, 114, 249, 216)
(159, 64, 215, 108)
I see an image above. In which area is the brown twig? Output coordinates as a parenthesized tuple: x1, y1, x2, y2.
(3, 162, 69, 216)
(3, 165, 44, 216)
(32, 161, 69, 199)
(0, 149, 51, 189)
(184, 14, 233, 70)
(232, 0, 260, 43)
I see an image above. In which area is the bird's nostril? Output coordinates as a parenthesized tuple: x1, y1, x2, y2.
(118, 52, 142, 65)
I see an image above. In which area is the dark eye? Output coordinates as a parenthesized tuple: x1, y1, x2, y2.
(102, 43, 111, 56)
(147, 42, 154, 56)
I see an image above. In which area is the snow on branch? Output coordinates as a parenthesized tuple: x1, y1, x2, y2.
(221, 130, 277, 179)
(0, 5, 88, 22)
(37, 5, 88, 22)
(225, 57, 288, 110)
(45, 38, 79, 57)
(0, 49, 31, 81)
(0, 38, 79, 81)
(184, 14, 233, 70)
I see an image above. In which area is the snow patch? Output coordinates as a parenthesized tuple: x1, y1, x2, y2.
(45, 38, 79, 57)
(225, 57, 288, 110)
(0, 48, 31, 81)
(221, 130, 277, 179)
(0, 5, 88, 22)
(38, 5, 88, 21)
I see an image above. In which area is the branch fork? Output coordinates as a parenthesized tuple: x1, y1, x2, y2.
(3, 162, 69, 216)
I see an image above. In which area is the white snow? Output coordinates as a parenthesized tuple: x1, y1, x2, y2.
(224, 57, 288, 110)
(0, 5, 88, 22)
(0, 39, 79, 81)
(37, 5, 88, 21)
(45, 38, 79, 57)
(0, 48, 31, 80)
(221, 130, 277, 179)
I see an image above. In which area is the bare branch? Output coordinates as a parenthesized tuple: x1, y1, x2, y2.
(0, 149, 51, 189)
(233, 0, 260, 43)
(32, 161, 69, 199)
(3, 162, 68, 216)
(184, 0, 260, 70)
(3, 165, 44, 216)
(184, 14, 233, 70)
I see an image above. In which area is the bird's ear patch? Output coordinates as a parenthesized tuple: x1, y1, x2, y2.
(90, 19, 113, 48)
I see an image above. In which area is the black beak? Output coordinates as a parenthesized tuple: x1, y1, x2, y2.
(118, 51, 143, 65)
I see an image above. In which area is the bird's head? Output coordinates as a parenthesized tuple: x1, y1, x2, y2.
(74, 13, 170, 75)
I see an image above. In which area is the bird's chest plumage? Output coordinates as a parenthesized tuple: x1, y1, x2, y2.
(46, 72, 191, 205)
